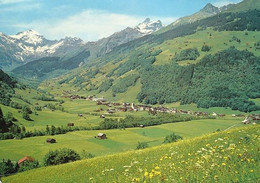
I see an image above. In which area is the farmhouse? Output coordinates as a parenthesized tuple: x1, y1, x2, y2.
(67, 122, 74, 126)
(97, 133, 107, 139)
(46, 138, 56, 143)
(18, 156, 34, 165)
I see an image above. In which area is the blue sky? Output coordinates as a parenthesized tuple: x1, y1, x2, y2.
(0, 0, 242, 41)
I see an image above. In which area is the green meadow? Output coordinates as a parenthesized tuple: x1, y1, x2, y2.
(3, 125, 258, 183)
(0, 117, 244, 162)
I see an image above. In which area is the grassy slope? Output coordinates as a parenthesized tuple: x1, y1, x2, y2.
(227, 0, 260, 12)
(0, 117, 243, 162)
(3, 125, 259, 183)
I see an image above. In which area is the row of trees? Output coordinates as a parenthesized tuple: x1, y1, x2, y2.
(99, 114, 211, 130)
(0, 124, 93, 140)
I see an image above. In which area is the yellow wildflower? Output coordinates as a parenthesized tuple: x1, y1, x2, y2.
(149, 173, 153, 178)
(155, 171, 161, 176)
(250, 170, 254, 173)
(144, 172, 149, 177)
(155, 166, 160, 170)
(222, 163, 226, 166)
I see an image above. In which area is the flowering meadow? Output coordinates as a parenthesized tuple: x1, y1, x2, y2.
(3, 125, 259, 183)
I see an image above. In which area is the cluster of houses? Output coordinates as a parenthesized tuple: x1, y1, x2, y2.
(241, 114, 260, 124)
(62, 95, 259, 124)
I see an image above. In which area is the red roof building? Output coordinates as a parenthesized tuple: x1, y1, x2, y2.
(18, 156, 34, 165)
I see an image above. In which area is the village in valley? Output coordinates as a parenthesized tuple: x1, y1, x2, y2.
(64, 94, 260, 124)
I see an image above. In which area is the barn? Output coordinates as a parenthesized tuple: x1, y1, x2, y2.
(97, 133, 107, 139)
(46, 138, 56, 143)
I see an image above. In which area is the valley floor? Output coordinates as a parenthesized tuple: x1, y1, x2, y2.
(0, 117, 243, 162)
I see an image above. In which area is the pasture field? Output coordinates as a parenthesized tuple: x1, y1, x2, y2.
(153, 30, 260, 66)
(3, 125, 259, 183)
(0, 117, 244, 163)
(0, 103, 103, 131)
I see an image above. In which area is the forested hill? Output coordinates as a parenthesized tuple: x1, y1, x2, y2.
(0, 69, 17, 105)
(138, 48, 260, 112)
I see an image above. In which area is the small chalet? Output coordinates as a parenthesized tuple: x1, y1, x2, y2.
(97, 133, 107, 139)
(242, 117, 250, 124)
(46, 138, 56, 143)
(18, 156, 34, 165)
(67, 122, 74, 127)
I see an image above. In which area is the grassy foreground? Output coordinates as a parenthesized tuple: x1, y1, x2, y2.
(3, 125, 259, 183)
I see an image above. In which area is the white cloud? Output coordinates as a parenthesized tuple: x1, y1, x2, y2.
(0, 0, 31, 5)
(12, 9, 177, 42)
(0, 3, 40, 12)
(213, 0, 242, 8)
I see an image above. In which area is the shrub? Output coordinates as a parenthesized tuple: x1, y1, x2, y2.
(0, 159, 18, 176)
(136, 142, 148, 150)
(18, 161, 40, 172)
(173, 48, 200, 61)
(163, 133, 183, 144)
(201, 44, 211, 52)
(43, 148, 80, 166)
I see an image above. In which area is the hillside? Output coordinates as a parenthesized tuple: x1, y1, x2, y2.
(0, 70, 17, 106)
(12, 49, 90, 81)
(227, 0, 260, 12)
(44, 9, 260, 112)
(157, 3, 234, 34)
(3, 126, 259, 183)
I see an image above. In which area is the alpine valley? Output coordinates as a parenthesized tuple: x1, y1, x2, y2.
(0, 0, 260, 182)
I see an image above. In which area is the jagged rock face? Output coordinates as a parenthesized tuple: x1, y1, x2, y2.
(134, 18, 163, 35)
(202, 3, 220, 14)
(85, 18, 163, 57)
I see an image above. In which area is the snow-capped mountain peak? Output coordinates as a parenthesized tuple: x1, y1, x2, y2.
(10, 29, 43, 45)
(134, 18, 163, 35)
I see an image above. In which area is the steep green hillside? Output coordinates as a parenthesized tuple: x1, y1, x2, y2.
(0, 69, 17, 105)
(45, 9, 260, 112)
(3, 126, 259, 183)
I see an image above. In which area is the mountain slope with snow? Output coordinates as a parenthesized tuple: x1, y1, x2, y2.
(0, 30, 85, 70)
(84, 18, 162, 58)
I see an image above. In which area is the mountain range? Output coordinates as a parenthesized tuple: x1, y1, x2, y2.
(0, 2, 237, 71)
(0, 18, 162, 71)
